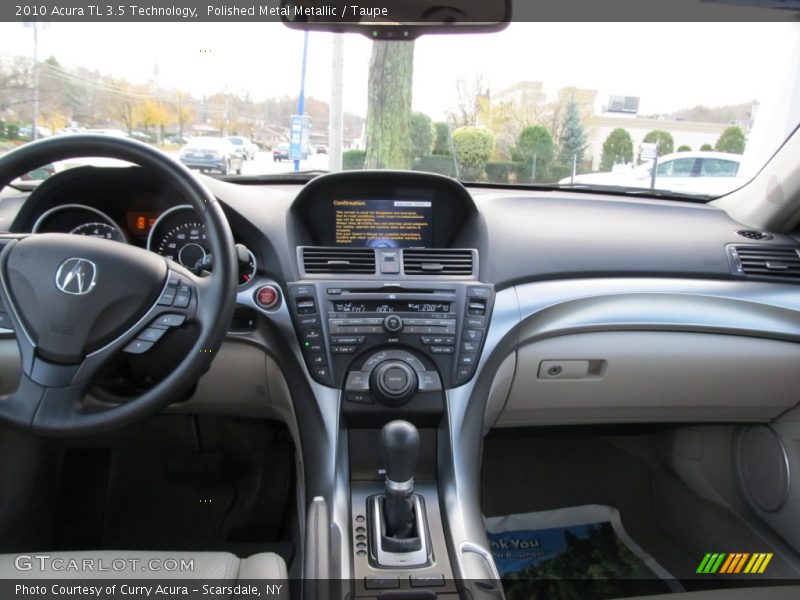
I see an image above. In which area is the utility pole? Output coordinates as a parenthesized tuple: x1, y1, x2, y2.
(294, 31, 309, 173)
(329, 34, 344, 171)
(24, 22, 41, 140)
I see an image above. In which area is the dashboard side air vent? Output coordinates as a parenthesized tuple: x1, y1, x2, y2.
(728, 245, 800, 281)
(301, 247, 376, 274)
(402, 249, 475, 276)
(736, 229, 773, 241)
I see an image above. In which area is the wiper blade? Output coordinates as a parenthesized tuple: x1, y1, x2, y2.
(553, 182, 712, 202)
(217, 169, 329, 183)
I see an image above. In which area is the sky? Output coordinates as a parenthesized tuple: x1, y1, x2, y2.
(0, 21, 797, 121)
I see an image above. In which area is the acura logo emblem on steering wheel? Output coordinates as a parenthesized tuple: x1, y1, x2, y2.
(55, 257, 97, 295)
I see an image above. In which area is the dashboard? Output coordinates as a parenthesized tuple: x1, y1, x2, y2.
(3, 164, 800, 427)
(13, 166, 258, 286)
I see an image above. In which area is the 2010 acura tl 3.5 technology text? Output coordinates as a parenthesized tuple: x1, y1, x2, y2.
(0, 1, 800, 599)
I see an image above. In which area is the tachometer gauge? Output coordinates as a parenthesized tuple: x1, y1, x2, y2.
(70, 221, 126, 243)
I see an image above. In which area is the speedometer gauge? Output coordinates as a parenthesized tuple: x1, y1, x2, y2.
(70, 222, 126, 243)
(155, 221, 208, 268)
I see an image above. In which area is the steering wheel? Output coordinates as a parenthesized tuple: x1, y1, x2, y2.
(0, 135, 237, 436)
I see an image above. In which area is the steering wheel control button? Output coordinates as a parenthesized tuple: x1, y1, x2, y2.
(254, 285, 280, 309)
(418, 371, 442, 391)
(167, 273, 181, 286)
(157, 286, 177, 306)
(153, 313, 186, 328)
(137, 327, 167, 343)
(124, 339, 154, 354)
(345, 371, 370, 391)
(383, 314, 404, 333)
(172, 284, 192, 308)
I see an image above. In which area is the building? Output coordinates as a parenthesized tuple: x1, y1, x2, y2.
(588, 115, 729, 170)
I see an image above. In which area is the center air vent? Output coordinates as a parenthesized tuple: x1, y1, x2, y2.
(729, 246, 800, 280)
(302, 248, 376, 274)
(402, 249, 475, 276)
(736, 229, 773, 241)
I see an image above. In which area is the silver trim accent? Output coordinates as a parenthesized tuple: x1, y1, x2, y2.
(371, 495, 430, 568)
(385, 478, 414, 494)
(145, 203, 194, 253)
(32, 203, 127, 242)
(459, 541, 502, 581)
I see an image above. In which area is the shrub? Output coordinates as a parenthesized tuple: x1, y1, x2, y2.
(715, 126, 746, 154)
(452, 127, 494, 180)
(600, 128, 634, 171)
(700, 144, 713, 151)
(342, 149, 366, 170)
(6, 123, 19, 140)
(484, 161, 516, 183)
(642, 130, 674, 157)
(432, 122, 451, 155)
(410, 112, 434, 160)
(413, 155, 457, 177)
(677, 145, 691, 152)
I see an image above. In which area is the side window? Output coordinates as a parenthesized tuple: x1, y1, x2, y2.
(656, 158, 696, 177)
(699, 158, 740, 177)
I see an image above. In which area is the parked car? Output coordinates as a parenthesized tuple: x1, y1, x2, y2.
(316, 144, 328, 155)
(561, 151, 743, 195)
(228, 136, 257, 160)
(273, 142, 290, 162)
(179, 136, 243, 175)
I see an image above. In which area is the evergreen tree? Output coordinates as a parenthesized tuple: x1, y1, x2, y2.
(599, 128, 633, 171)
(557, 98, 587, 167)
(432, 122, 451, 155)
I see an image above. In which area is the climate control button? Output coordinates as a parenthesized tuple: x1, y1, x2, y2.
(371, 360, 417, 406)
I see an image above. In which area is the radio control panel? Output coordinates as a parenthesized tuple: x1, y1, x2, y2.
(286, 281, 493, 390)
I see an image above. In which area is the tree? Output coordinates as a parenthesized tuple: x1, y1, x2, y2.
(409, 112, 434, 160)
(364, 41, 414, 169)
(432, 122, 451, 155)
(512, 125, 554, 180)
(140, 98, 169, 141)
(448, 72, 486, 129)
(599, 128, 633, 171)
(700, 143, 713, 151)
(170, 91, 195, 139)
(715, 126, 746, 154)
(556, 98, 587, 166)
(452, 127, 494, 180)
(677, 145, 691, 152)
(642, 130, 674, 157)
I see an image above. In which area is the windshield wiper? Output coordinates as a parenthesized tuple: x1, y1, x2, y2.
(217, 169, 329, 183)
(468, 180, 712, 203)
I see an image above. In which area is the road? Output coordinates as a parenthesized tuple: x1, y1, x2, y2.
(170, 150, 332, 176)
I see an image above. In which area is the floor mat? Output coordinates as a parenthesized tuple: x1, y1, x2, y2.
(486, 505, 682, 600)
(52, 416, 294, 564)
(481, 432, 797, 587)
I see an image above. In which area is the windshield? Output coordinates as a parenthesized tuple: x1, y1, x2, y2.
(0, 21, 797, 199)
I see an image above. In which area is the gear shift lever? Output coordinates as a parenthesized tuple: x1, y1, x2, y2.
(380, 420, 419, 539)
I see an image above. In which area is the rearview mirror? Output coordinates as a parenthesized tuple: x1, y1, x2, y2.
(280, 0, 511, 39)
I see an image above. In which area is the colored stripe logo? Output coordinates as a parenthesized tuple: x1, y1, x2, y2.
(696, 553, 773, 574)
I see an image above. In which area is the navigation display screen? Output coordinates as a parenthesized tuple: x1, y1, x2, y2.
(333, 301, 451, 313)
(333, 199, 432, 248)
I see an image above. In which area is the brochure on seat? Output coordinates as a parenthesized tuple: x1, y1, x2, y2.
(485, 504, 683, 599)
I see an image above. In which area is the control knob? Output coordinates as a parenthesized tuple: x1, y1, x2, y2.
(371, 360, 417, 406)
(383, 314, 404, 333)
